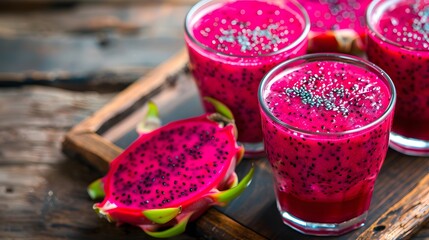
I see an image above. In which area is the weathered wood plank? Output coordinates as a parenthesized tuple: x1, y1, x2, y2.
(0, 2, 192, 90)
(0, 86, 112, 129)
(357, 173, 429, 240)
(63, 132, 121, 172)
(69, 48, 188, 135)
(0, 87, 113, 166)
(195, 208, 268, 240)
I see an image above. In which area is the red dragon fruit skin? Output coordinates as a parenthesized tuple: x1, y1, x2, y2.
(366, 0, 429, 156)
(298, 0, 372, 54)
(259, 54, 396, 236)
(88, 99, 254, 238)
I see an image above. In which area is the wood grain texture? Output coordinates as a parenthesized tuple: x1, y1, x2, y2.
(357, 174, 429, 240)
(69, 49, 188, 135)
(195, 208, 268, 240)
(63, 132, 121, 172)
(0, 1, 193, 91)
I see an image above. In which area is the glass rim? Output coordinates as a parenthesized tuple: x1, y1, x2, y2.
(366, 0, 429, 52)
(258, 53, 397, 136)
(184, 0, 310, 58)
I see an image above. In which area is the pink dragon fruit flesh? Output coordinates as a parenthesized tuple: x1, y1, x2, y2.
(87, 97, 254, 238)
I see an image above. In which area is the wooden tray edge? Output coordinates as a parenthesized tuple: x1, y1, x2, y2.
(70, 48, 188, 135)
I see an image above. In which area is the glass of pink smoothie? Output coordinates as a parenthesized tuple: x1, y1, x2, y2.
(366, 0, 429, 156)
(184, 0, 309, 157)
(258, 54, 396, 236)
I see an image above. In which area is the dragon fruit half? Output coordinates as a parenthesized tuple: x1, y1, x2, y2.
(87, 98, 254, 238)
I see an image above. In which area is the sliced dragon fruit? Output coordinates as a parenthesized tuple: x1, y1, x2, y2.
(88, 98, 253, 238)
(299, 0, 371, 54)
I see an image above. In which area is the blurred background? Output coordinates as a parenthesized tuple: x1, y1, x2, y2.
(0, 0, 194, 91)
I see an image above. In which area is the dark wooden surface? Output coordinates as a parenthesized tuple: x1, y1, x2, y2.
(0, 0, 191, 91)
(1, 1, 428, 240)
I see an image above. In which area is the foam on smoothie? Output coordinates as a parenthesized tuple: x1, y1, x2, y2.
(376, 0, 429, 50)
(190, 0, 306, 56)
(302, 0, 370, 33)
(264, 61, 391, 133)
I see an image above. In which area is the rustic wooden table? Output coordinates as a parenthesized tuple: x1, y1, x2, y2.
(0, 1, 428, 240)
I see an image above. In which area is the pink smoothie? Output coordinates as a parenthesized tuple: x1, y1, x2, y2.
(260, 58, 394, 230)
(367, 0, 429, 141)
(185, 0, 308, 145)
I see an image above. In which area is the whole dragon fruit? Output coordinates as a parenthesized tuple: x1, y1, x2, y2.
(87, 98, 254, 238)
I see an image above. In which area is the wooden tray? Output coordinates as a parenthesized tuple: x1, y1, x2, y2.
(62, 49, 429, 240)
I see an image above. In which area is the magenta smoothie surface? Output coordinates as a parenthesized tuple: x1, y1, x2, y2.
(185, 0, 308, 145)
(367, 0, 429, 141)
(260, 57, 395, 228)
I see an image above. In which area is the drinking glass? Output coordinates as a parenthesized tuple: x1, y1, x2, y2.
(258, 53, 396, 235)
(366, 0, 429, 156)
(184, 0, 310, 157)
